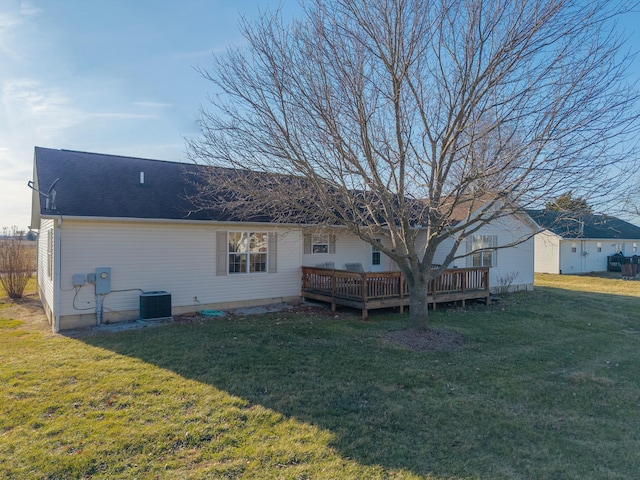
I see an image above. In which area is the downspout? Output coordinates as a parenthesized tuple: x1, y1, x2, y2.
(558, 239, 563, 275)
(53, 217, 62, 333)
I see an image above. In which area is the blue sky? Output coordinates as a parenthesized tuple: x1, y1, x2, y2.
(1, 1, 639, 231)
(0, 0, 300, 230)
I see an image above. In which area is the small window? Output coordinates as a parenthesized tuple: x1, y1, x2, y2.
(571, 242, 577, 253)
(228, 231, 267, 274)
(312, 234, 329, 254)
(372, 239, 382, 266)
(596, 242, 602, 253)
(470, 235, 497, 267)
(634, 242, 637, 253)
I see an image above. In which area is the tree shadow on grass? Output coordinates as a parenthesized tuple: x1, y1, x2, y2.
(76, 310, 489, 477)
(75, 291, 640, 478)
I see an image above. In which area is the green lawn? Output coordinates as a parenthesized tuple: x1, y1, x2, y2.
(1, 274, 639, 479)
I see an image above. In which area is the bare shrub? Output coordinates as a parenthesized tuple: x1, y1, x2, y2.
(495, 271, 520, 295)
(0, 227, 36, 299)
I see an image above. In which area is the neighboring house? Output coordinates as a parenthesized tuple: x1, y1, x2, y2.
(528, 210, 640, 274)
(31, 147, 537, 331)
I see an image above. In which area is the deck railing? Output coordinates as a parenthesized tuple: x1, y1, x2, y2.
(302, 266, 489, 306)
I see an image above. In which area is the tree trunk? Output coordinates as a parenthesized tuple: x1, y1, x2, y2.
(408, 274, 430, 331)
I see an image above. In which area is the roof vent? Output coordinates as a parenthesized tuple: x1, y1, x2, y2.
(139, 172, 145, 185)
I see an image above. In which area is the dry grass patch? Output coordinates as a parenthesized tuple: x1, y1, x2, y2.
(535, 272, 640, 297)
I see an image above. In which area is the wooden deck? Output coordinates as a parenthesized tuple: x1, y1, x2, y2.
(301, 266, 490, 319)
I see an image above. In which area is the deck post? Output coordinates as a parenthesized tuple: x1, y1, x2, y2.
(360, 272, 366, 318)
(399, 273, 404, 314)
(361, 272, 368, 304)
(485, 268, 491, 305)
(430, 277, 436, 310)
(331, 270, 337, 311)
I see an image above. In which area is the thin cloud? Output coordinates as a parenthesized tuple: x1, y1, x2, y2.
(19, 2, 43, 17)
(133, 101, 175, 109)
(172, 44, 238, 60)
(0, 11, 22, 58)
(2, 78, 82, 139)
(86, 112, 158, 120)
(0, 1, 42, 58)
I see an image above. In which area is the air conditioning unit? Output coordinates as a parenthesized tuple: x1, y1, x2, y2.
(140, 291, 172, 319)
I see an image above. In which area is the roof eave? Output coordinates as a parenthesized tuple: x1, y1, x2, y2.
(37, 214, 304, 228)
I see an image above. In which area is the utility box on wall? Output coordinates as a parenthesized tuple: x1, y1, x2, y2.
(140, 291, 172, 319)
(95, 267, 111, 294)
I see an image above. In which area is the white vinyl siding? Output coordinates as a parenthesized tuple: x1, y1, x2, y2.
(534, 230, 561, 274)
(451, 215, 535, 290)
(36, 219, 56, 321)
(47, 229, 53, 278)
(301, 214, 535, 291)
(556, 239, 623, 274)
(49, 210, 538, 326)
(302, 232, 396, 271)
(57, 221, 299, 322)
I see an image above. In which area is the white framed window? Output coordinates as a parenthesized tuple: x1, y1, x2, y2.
(228, 231, 267, 274)
(571, 242, 577, 253)
(634, 242, 637, 253)
(371, 239, 382, 266)
(312, 234, 329, 254)
(596, 242, 602, 253)
(470, 235, 497, 267)
(303, 233, 336, 255)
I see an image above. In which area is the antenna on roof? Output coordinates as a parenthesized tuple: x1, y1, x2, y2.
(28, 178, 59, 211)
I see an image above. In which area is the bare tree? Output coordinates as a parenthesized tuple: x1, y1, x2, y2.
(0, 227, 36, 299)
(188, 0, 640, 328)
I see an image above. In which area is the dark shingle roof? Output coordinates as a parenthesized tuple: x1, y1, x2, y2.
(33, 147, 253, 222)
(528, 209, 640, 240)
(32, 147, 420, 227)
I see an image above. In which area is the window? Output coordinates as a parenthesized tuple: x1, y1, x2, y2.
(634, 242, 638, 253)
(470, 235, 497, 267)
(596, 242, 602, 253)
(304, 233, 336, 255)
(312, 234, 329, 254)
(571, 242, 577, 253)
(228, 231, 267, 274)
(372, 239, 382, 266)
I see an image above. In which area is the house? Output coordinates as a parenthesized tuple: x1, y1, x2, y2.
(30, 147, 537, 331)
(528, 210, 640, 274)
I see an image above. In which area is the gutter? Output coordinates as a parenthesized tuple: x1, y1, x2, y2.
(37, 214, 303, 228)
(37, 214, 430, 232)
